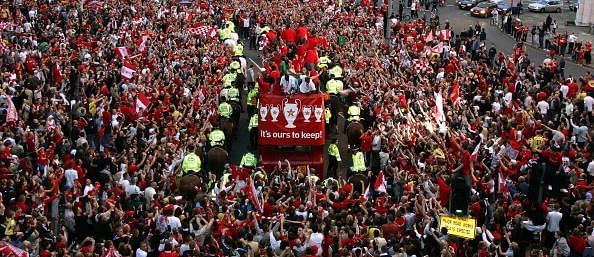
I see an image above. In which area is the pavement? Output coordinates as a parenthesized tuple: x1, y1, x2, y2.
(227, 1, 594, 172)
(499, 0, 594, 68)
(437, 0, 593, 77)
(518, 0, 593, 43)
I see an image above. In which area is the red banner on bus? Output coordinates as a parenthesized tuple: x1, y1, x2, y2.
(258, 94, 325, 146)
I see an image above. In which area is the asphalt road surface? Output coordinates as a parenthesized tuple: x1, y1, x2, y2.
(227, 1, 593, 175)
(438, 0, 592, 77)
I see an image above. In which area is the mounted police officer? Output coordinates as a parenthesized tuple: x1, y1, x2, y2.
(181, 145, 202, 175)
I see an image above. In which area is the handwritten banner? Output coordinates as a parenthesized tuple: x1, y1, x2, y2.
(439, 215, 477, 239)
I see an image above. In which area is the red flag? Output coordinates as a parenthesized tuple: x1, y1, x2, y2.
(246, 177, 262, 213)
(439, 29, 451, 41)
(413, 58, 433, 74)
(431, 42, 444, 53)
(186, 11, 195, 22)
(498, 170, 508, 193)
(136, 35, 149, 53)
(374, 171, 387, 193)
(115, 47, 130, 59)
(188, 26, 212, 36)
(450, 81, 460, 106)
(198, 86, 206, 102)
(210, 27, 218, 38)
(0, 241, 28, 257)
(433, 91, 446, 128)
(136, 92, 150, 113)
(53, 63, 63, 84)
(425, 31, 434, 42)
(85, 0, 104, 10)
(0, 22, 14, 31)
(120, 62, 136, 79)
(104, 246, 121, 257)
(5, 95, 18, 123)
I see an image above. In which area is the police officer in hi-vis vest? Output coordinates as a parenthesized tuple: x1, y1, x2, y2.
(327, 138, 341, 178)
(350, 147, 366, 176)
(248, 113, 258, 148)
(344, 101, 361, 133)
(181, 145, 202, 175)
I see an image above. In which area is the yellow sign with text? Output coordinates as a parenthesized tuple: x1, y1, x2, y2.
(439, 215, 477, 239)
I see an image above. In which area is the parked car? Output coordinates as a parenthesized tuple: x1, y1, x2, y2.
(470, 1, 499, 17)
(178, 0, 193, 6)
(569, 0, 578, 12)
(528, 0, 563, 13)
(458, 0, 484, 10)
(495, 0, 513, 13)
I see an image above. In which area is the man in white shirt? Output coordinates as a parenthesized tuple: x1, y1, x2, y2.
(135, 242, 148, 257)
(546, 206, 563, 233)
(83, 179, 95, 197)
(242, 16, 250, 39)
(568, 33, 578, 55)
(588, 160, 594, 181)
(308, 227, 324, 256)
(64, 168, 78, 190)
(167, 213, 182, 231)
(280, 74, 298, 94)
(124, 178, 142, 197)
(492, 99, 502, 113)
(537, 100, 549, 116)
(299, 76, 316, 94)
(560, 84, 569, 98)
(158, 205, 182, 233)
(584, 95, 594, 113)
(504, 92, 513, 107)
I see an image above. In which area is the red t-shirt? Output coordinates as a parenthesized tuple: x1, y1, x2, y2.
(360, 135, 372, 152)
(436, 178, 451, 206)
(382, 223, 400, 239)
(543, 149, 562, 167)
(263, 201, 276, 217)
(159, 251, 177, 257)
(460, 150, 471, 175)
(281, 28, 296, 43)
(568, 235, 586, 254)
(374, 197, 387, 214)
(304, 50, 318, 65)
(37, 151, 49, 165)
(296, 26, 308, 39)
(266, 31, 277, 42)
(567, 82, 579, 98)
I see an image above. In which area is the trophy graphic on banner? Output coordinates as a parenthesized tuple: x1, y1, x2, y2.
(302, 106, 312, 122)
(259, 105, 269, 121)
(282, 98, 301, 128)
(270, 104, 280, 122)
(314, 106, 323, 122)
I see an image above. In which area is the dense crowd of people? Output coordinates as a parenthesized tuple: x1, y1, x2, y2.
(0, 0, 592, 257)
